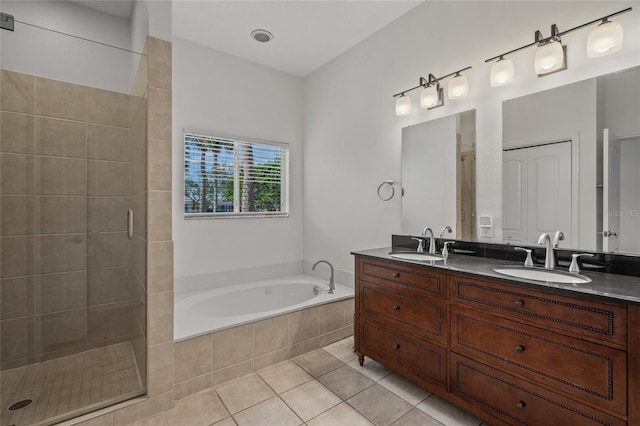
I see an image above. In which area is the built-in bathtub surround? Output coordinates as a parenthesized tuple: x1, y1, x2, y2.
(173, 294, 354, 400)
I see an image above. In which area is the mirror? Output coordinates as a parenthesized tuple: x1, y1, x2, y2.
(502, 66, 640, 254)
(401, 110, 476, 239)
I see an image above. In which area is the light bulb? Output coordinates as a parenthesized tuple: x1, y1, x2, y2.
(395, 94, 412, 116)
(447, 74, 468, 100)
(534, 40, 564, 75)
(420, 85, 439, 108)
(587, 20, 623, 58)
(490, 58, 514, 87)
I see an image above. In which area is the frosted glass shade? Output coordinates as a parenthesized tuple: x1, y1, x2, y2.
(447, 75, 468, 100)
(587, 20, 623, 58)
(490, 58, 514, 87)
(534, 41, 564, 74)
(420, 85, 439, 108)
(395, 95, 412, 116)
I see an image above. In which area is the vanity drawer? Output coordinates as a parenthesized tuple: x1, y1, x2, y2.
(451, 353, 626, 426)
(360, 280, 446, 346)
(451, 306, 627, 415)
(359, 257, 447, 297)
(450, 274, 627, 347)
(360, 320, 446, 390)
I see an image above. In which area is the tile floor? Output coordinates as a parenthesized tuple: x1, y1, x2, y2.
(134, 337, 492, 426)
(1, 342, 143, 426)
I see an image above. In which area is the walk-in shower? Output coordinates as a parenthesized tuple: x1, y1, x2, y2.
(1, 2, 148, 424)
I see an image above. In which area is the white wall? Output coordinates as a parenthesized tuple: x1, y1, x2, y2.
(172, 37, 304, 280)
(0, 0, 135, 93)
(303, 1, 640, 279)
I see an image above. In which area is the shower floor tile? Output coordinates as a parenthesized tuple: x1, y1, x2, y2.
(1, 342, 143, 426)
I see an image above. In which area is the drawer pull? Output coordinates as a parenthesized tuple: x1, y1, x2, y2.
(392, 305, 400, 311)
(392, 273, 400, 278)
(516, 401, 526, 410)
(514, 300, 524, 307)
(392, 344, 400, 350)
(515, 345, 525, 353)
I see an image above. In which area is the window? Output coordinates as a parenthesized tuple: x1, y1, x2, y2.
(184, 132, 289, 217)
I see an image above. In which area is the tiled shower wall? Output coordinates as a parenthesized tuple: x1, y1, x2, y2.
(0, 70, 145, 371)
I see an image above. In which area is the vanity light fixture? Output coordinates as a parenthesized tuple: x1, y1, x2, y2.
(485, 7, 631, 83)
(393, 66, 471, 116)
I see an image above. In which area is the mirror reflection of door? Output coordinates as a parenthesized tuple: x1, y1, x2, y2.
(603, 129, 621, 252)
(503, 142, 572, 247)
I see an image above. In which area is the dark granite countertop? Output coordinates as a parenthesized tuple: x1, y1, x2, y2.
(352, 247, 640, 304)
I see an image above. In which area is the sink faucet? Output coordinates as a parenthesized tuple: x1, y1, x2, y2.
(439, 225, 453, 238)
(553, 231, 564, 248)
(421, 227, 436, 254)
(312, 260, 335, 294)
(537, 233, 556, 269)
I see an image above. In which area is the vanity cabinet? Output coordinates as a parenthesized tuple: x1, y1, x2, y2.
(354, 255, 637, 426)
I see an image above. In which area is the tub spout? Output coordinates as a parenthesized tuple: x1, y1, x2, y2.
(312, 260, 335, 294)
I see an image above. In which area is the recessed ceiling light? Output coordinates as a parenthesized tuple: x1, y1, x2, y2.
(251, 29, 273, 43)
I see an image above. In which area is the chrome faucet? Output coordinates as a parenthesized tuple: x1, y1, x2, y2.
(553, 231, 564, 248)
(421, 227, 436, 254)
(537, 233, 556, 269)
(439, 225, 453, 238)
(312, 260, 335, 294)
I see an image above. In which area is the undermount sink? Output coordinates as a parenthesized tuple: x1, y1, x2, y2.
(493, 266, 591, 284)
(389, 252, 444, 262)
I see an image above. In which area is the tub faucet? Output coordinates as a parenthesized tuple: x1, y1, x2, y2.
(312, 260, 335, 294)
(421, 227, 436, 254)
(537, 233, 556, 269)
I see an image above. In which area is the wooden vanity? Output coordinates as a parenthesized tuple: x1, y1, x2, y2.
(354, 254, 640, 426)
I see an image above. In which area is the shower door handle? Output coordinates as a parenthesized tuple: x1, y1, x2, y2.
(127, 209, 134, 240)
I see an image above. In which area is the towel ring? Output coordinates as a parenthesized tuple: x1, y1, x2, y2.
(377, 180, 395, 201)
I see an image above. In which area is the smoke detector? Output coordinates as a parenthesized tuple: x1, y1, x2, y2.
(251, 29, 273, 43)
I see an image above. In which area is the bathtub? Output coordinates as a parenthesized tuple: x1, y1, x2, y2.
(174, 274, 354, 341)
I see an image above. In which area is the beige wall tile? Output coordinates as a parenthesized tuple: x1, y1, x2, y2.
(254, 315, 288, 356)
(87, 196, 128, 233)
(148, 241, 173, 293)
(343, 298, 355, 325)
(112, 392, 173, 426)
(36, 271, 87, 314)
(1, 70, 35, 114)
(87, 267, 134, 306)
(148, 291, 173, 345)
(36, 308, 87, 353)
(148, 342, 174, 396)
(289, 307, 319, 344)
(132, 235, 147, 285)
(1, 317, 33, 365)
(87, 124, 129, 162)
(1, 112, 34, 154)
(131, 194, 147, 239)
(1, 236, 34, 278)
(1, 276, 34, 320)
(87, 302, 138, 343)
(173, 374, 212, 401)
(318, 301, 345, 334)
(212, 323, 253, 370)
(148, 88, 171, 140)
(35, 156, 86, 196)
(148, 191, 171, 242)
(148, 139, 171, 191)
(35, 117, 86, 158)
(254, 348, 290, 371)
(130, 52, 148, 100)
(87, 232, 131, 269)
(174, 334, 211, 383)
(148, 37, 172, 91)
(317, 329, 346, 348)
(212, 360, 254, 387)
(87, 88, 129, 128)
(1, 195, 34, 236)
(289, 337, 321, 358)
(35, 195, 87, 234)
(1, 153, 33, 195)
(36, 234, 87, 274)
(36, 77, 86, 121)
(87, 160, 129, 196)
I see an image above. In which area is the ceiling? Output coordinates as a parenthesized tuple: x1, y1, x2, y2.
(70, 0, 134, 20)
(172, 1, 423, 77)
